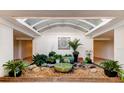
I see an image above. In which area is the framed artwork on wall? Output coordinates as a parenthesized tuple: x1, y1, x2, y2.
(58, 37, 70, 50)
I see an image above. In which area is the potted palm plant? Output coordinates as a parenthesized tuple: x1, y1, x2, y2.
(3, 60, 28, 77)
(100, 60, 121, 77)
(68, 39, 82, 62)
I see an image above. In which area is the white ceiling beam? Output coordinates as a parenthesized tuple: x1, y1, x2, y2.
(16, 19, 40, 35)
(86, 18, 124, 38)
(78, 19, 96, 27)
(85, 19, 112, 36)
(23, 18, 27, 22)
(1, 17, 40, 37)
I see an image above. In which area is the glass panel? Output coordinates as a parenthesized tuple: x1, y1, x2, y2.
(68, 19, 94, 30)
(84, 19, 103, 26)
(34, 19, 94, 31)
(18, 18, 110, 31)
(34, 19, 64, 30)
(25, 19, 42, 26)
(34, 20, 51, 30)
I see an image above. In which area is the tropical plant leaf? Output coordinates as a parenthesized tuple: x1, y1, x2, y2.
(32, 54, 48, 66)
(68, 39, 82, 51)
(100, 60, 121, 72)
(3, 60, 29, 77)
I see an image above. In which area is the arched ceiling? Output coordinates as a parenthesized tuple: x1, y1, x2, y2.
(36, 23, 89, 32)
(16, 18, 112, 33)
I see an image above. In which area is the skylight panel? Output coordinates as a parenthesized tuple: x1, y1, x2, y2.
(16, 18, 112, 33)
(25, 19, 42, 26)
(84, 19, 103, 26)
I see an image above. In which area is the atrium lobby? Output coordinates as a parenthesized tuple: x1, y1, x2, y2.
(0, 10, 124, 82)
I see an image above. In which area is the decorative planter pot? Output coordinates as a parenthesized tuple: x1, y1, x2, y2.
(63, 57, 70, 63)
(56, 59, 60, 64)
(9, 70, 22, 77)
(73, 53, 78, 62)
(54, 63, 73, 73)
(47, 61, 56, 64)
(68, 57, 74, 64)
(104, 70, 117, 77)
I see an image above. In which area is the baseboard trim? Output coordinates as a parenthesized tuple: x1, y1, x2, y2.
(94, 57, 108, 60)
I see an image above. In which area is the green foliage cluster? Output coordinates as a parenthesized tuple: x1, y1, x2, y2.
(100, 60, 121, 72)
(3, 60, 28, 77)
(33, 54, 48, 66)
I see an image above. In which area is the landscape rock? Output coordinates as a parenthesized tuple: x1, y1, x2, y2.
(28, 64, 37, 70)
(32, 67, 41, 72)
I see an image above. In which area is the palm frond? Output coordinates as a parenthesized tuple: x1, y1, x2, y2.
(68, 39, 82, 51)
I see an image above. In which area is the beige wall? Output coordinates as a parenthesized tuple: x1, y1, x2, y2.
(33, 26, 93, 59)
(94, 40, 114, 60)
(0, 24, 13, 77)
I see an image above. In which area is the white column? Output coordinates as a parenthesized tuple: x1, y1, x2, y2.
(0, 24, 13, 77)
(114, 25, 124, 68)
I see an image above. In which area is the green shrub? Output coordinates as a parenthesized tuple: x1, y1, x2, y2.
(54, 54, 62, 59)
(33, 54, 48, 66)
(64, 54, 72, 57)
(49, 51, 56, 57)
(47, 57, 56, 64)
(118, 69, 124, 81)
(84, 57, 92, 64)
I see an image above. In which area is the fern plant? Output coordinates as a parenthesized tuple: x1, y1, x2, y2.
(100, 60, 121, 72)
(3, 60, 28, 77)
(100, 60, 122, 77)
